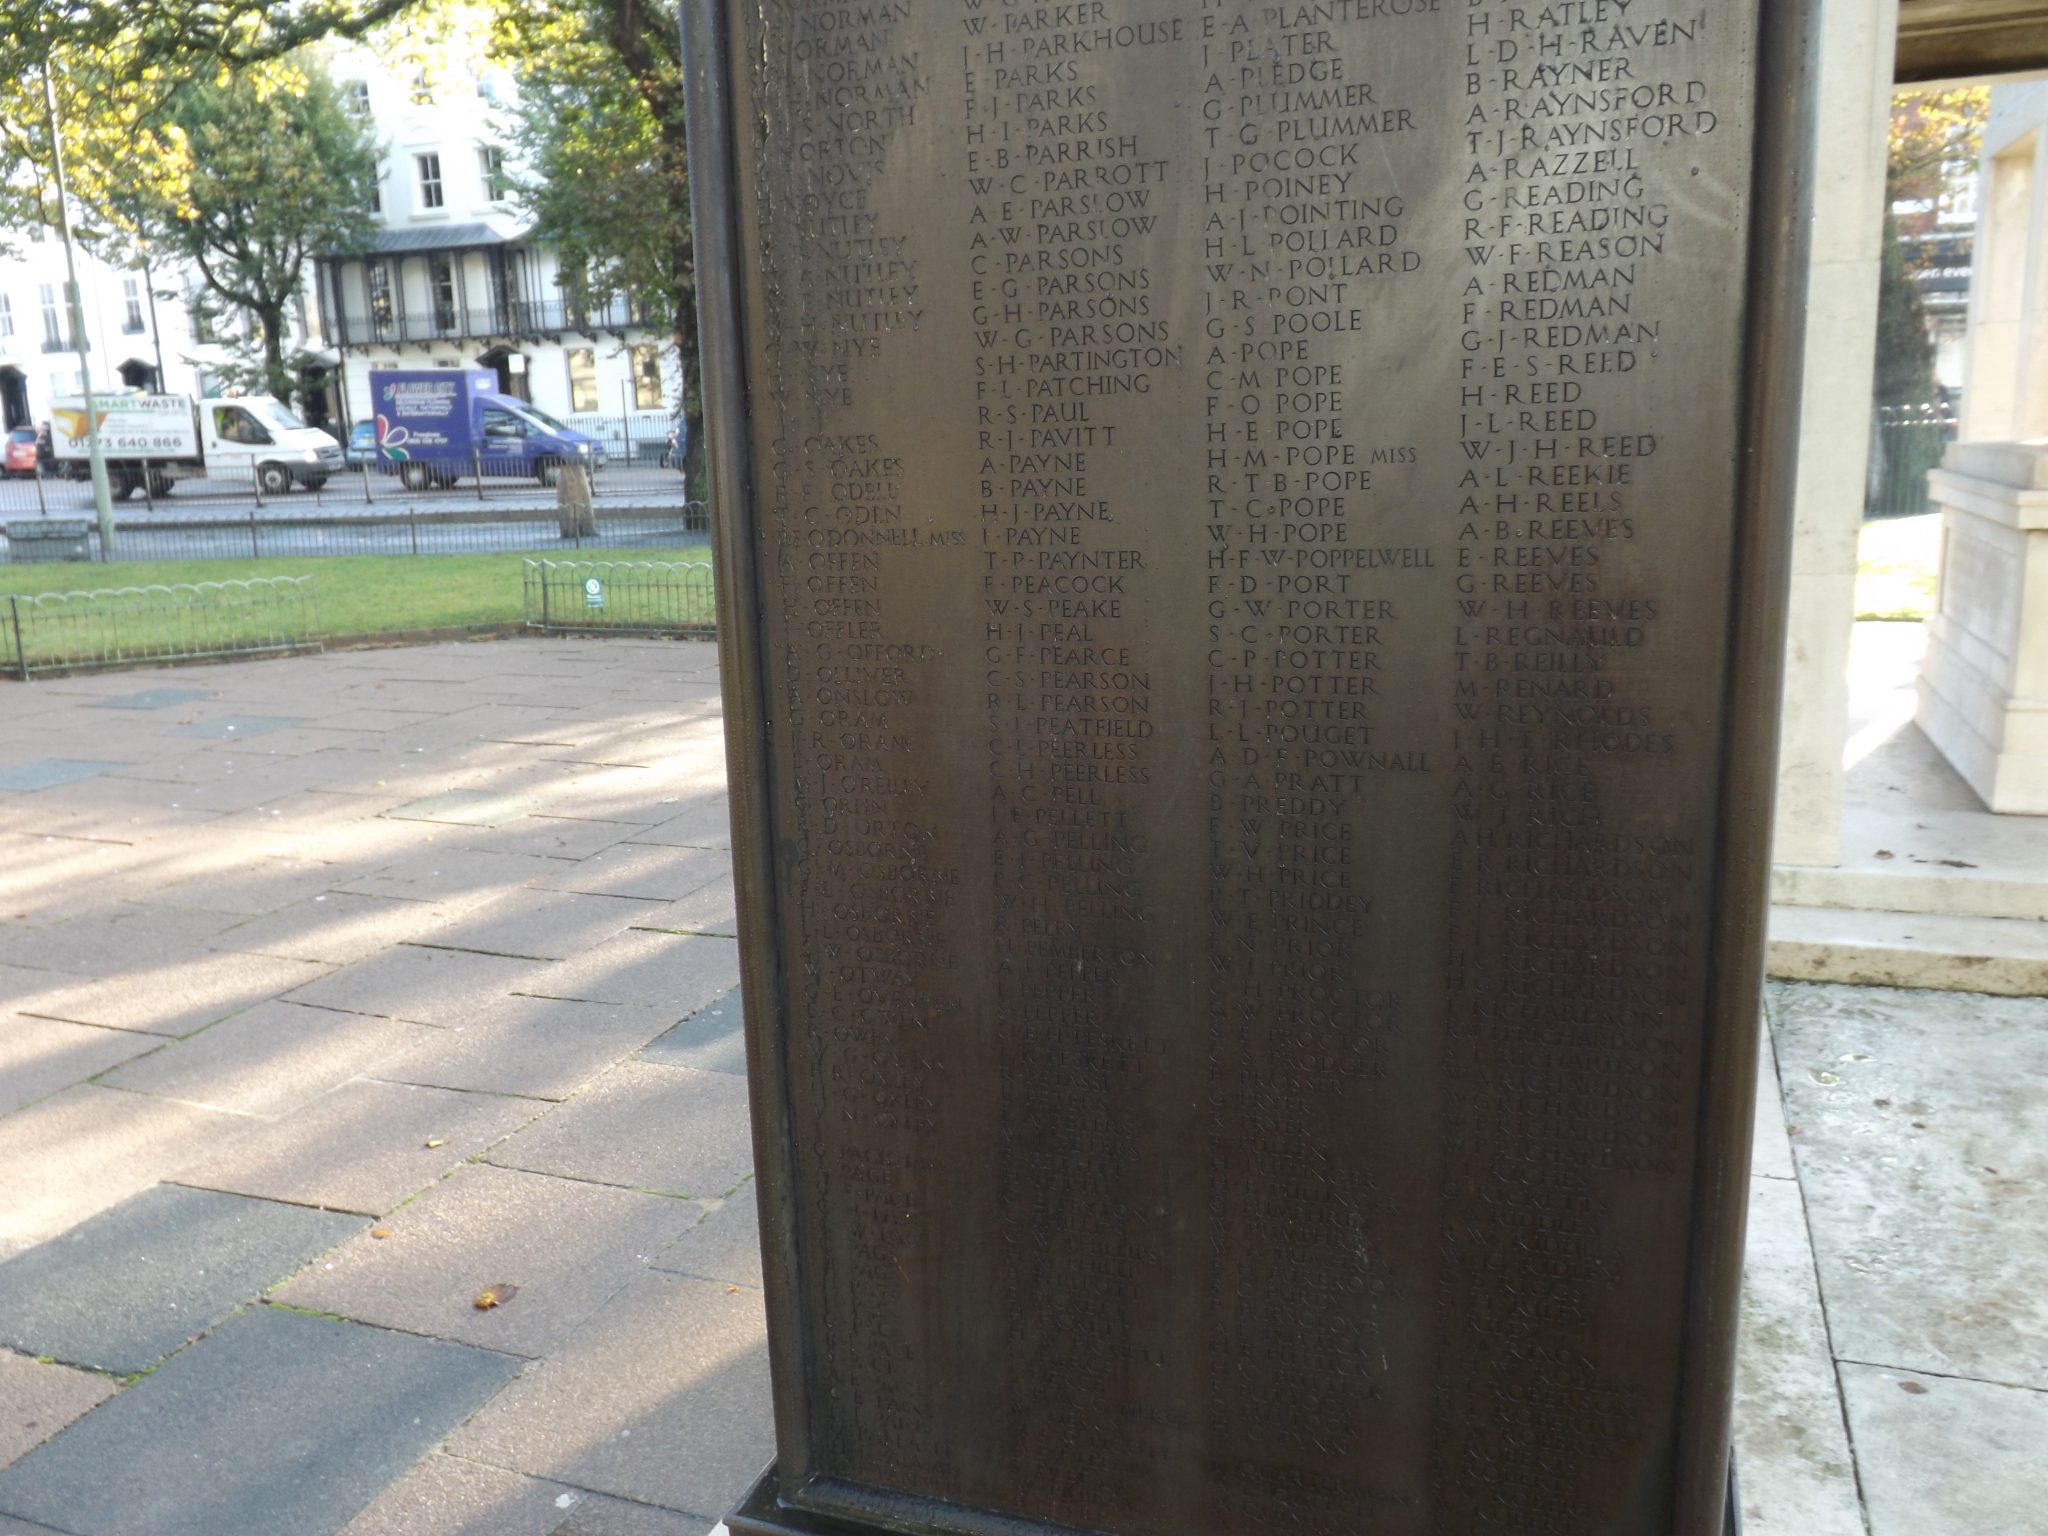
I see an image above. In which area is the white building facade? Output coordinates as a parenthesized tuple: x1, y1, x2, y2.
(307, 46, 679, 443)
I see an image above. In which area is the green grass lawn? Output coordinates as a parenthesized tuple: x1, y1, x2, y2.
(0, 548, 712, 639)
(1857, 512, 1940, 622)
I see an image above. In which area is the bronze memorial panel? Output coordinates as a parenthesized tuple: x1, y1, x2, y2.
(685, 0, 1812, 1528)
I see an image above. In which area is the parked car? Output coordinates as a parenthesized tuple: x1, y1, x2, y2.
(2, 427, 36, 478)
(345, 421, 378, 471)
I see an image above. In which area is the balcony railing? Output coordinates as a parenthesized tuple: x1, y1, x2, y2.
(325, 295, 664, 348)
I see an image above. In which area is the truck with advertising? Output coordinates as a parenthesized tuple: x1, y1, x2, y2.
(370, 369, 604, 489)
(51, 393, 344, 499)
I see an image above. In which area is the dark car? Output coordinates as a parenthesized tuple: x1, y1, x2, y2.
(344, 421, 378, 471)
(2, 427, 37, 478)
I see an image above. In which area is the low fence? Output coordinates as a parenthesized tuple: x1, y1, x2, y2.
(1867, 400, 1957, 519)
(1, 576, 320, 679)
(523, 559, 717, 636)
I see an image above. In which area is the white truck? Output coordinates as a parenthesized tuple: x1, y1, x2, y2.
(51, 393, 344, 499)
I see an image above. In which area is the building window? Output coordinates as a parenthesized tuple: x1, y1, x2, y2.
(39, 284, 62, 347)
(370, 165, 382, 215)
(409, 68, 434, 105)
(566, 347, 598, 412)
(478, 146, 508, 203)
(632, 344, 664, 409)
(367, 262, 393, 330)
(346, 80, 371, 117)
(0, 294, 13, 339)
(417, 153, 444, 210)
(122, 276, 145, 334)
(429, 254, 457, 333)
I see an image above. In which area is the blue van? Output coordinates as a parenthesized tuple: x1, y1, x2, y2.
(369, 369, 605, 488)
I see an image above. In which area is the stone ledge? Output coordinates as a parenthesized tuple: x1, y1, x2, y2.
(1768, 905, 2048, 994)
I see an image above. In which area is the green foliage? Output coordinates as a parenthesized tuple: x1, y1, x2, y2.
(1874, 211, 1938, 408)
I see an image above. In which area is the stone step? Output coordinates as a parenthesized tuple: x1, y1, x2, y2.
(1773, 863, 2048, 923)
(1767, 905, 2048, 995)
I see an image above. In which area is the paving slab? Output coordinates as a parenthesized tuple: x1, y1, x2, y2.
(458, 816, 639, 862)
(0, 764, 127, 794)
(487, 1063, 752, 1199)
(1771, 981, 2048, 1387)
(0, 1087, 250, 1262)
(128, 856, 356, 919)
(100, 1001, 437, 1120)
(381, 996, 676, 1103)
(17, 952, 333, 1038)
(337, 849, 558, 911)
(278, 1163, 701, 1359)
(1839, 1363, 2048, 1536)
(166, 717, 303, 742)
(0, 1352, 117, 1472)
(538, 845, 728, 904)
(0, 1304, 518, 1536)
(553, 1495, 713, 1536)
(522, 931, 739, 1010)
(627, 880, 737, 940)
(388, 790, 548, 828)
(0, 1184, 365, 1375)
(448, 1271, 772, 1520)
(420, 891, 662, 964)
(638, 991, 744, 1077)
(0, 906, 253, 976)
(335, 1453, 578, 1536)
(650, 1189, 761, 1292)
(176, 1079, 540, 1216)
(0, 1018, 160, 1117)
(284, 945, 556, 1027)
(1752, 1022, 1796, 1182)
(619, 798, 731, 851)
(210, 892, 457, 966)
(85, 691, 214, 712)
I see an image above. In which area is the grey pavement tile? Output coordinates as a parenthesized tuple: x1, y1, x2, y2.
(0, 1087, 251, 1262)
(0, 1018, 160, 1116)
(1839, 1364, 2048, 1536)
(337, 848, 558, 910)
(0, 1304, 518, 1536)
(552, 1495, 713, 1536)
(650, 1189, 761, 1291)
(521, 931, 739, 1009)
(1771, 981, 2048, 1388)
(0, 1184, 365, 1375)
(448, 1271, 771, 1520)
(166, 717, 303, 741)
(128, 857, 355, 919)
(100, 1001, 438, 1120)
(318, 707, 450, 732)
(1751, 1021, 1795, 1181)
(336, 1453, 577, 1536)
(0, 904, 248, 975)
(18, 952, 334, 1037)
(388, 790, 547, 828)
(538, 845, 728, 903)
(0, 1513, 66, 1533)
(209, 892, 457, 966)
(638, 991, 744, 1077)
(487, 1063, 751, 1199)
(380, 996, 676, 1103)
(175, 1078, 541, 1216)
(1732, 1177, 1863, 1536)
(86, 691, 213, 712)
(0, 763, 126, 794)
(621, 797, 731, 850)
(211, 789, 388, 841)
(0, 1352, 117, 1472)
(535, 769, 687, 828)
(277, 1163, 701, 1360)
(421, 891, 663, 963)
(0, 837, 163, 924)
(284, 946, 557, 1028)
(627, 879, 736, 939)
(458, 817, 639, 862)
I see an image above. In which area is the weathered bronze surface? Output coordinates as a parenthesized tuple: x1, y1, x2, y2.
(688, 0, 1810, 1528)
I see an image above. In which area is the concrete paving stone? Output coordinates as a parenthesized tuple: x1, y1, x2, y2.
(0, 1184, 366, 1375)
(166, 717, 303, 742)
(337, 848, 559, 910)
(1732, 1176, 1864, 1536)
(210, 892, 457, 966)
(284, 945, 556, 1028)
(0, 1303, 519, 1536)
(1771, 981, 2048, 1388)
(86, 690, 214, 712)
(277, 1163, 701, 1360)
(0, 1087, 250, 1262)
(538, 845, 728, 904)
(1839, 1364, 2048, 1536)
(522, 931, 740, 1010)
(18, 952, 334, 1038)
(650, 1188, 761, 1291)
(1752, 1019, 1796, 1182)
(448, 1271, 771, 1520)
(0, 1351, 117, 1472)
(552, 1495, 713, 1536)
(0, 763, 127, 794)
(335, 1453, 576, 1536)
(318, 707, 451, 733)
(273, 815, 435, 870)
(0, 1017, 160, 1116)
(176, 1078, 540, 1216)
(621, 798, 731, 850)
(535, 770, 689, 827)
(100, 1001, 438, 1120)
(487, 1063, 752, 1199)
(381, 996, 677, 1102)
(211, 789, 388, 841)
(388, 790, 548, 829)
(626, 882, 737, 940)
(459, 817, 640, 862)
(422, 891, 663, 964)
(0, 905, 249, 975)
(127, 856, 354, 918)
(638, 991, 745, 1077)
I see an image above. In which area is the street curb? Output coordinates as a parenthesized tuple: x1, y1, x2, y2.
(323, 621, 529, 650)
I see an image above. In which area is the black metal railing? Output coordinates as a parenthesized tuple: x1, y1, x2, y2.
(523, 558, 717, 635)
(1867, 400, 1958, 520)
(327, 294, 664, 347)
(1, 576, 319, 678)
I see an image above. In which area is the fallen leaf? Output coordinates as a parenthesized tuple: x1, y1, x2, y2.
(1899, 1381, 1927, 1394)
(726, 1285, 739, 1293)
(473, 1283, 519, 1310)
(1875, 849, 1894, 858)
(370, 1228, 391, 1240)
(424, 1138, 446, 1149)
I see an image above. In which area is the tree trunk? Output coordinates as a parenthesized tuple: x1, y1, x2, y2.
(257, 303, 292, 405)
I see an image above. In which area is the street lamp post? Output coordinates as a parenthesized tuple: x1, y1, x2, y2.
(42, 62, 116, 555)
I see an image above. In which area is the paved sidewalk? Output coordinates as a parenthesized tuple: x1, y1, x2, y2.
(0, 638, 767, 1535)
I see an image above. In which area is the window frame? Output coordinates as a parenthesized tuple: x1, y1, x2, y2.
(565, 347, 599, 413)
(416, 152, 445, 211)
